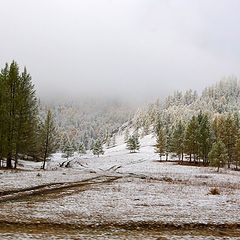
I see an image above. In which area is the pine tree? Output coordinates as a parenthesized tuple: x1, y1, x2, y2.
(133, 135, 140, 152)
(234, 134, 240, 170)
(127, 137, 134, 153)
(0, 67, 7, 167)
(78, 142, 86, 155)
(83, 132, 89, 150)
(197, 112, 212, 165)
(165, 126, 172, 161)
(60, 133, 69, 152)
(5, 62, 20, 168)
(154, 120, 166, 160)
(62, 141, 74, 159)
(126, 135, 140, 153)
(208, 140, 228, 172)
(14, 67, 38, 168)
(214, 114, 238, 168)
(110, 134, 116, 147)
(171, 121, 185, 161)
(92, 140, 104, 157)
(184, 116, 199, 162)
(0, 61, 38, 168)
(224, 114, 237, 168)
(39, 110, 58, 170)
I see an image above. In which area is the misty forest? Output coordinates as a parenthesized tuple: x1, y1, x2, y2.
(1, 1, 240, 240)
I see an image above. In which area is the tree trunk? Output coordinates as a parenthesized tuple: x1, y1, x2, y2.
(6, 154, 12, 168)
(43, 131, 49, 170)
(43, 158, 46, 170)
(43, 148, 47, 170)
(14, 145, 19, 169)
(14, 153, 18, 169)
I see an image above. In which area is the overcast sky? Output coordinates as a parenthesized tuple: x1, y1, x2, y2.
(0, 0, 240, 101)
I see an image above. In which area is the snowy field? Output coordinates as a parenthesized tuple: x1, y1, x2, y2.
(0, 134, 240, 239)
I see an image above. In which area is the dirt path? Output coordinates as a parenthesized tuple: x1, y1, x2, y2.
(0, 175, 122, 203)
(0, 220, 240, 239)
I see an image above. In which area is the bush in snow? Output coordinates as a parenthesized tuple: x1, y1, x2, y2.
(126, 135, 140, 153)
(92, 140, 104, 157)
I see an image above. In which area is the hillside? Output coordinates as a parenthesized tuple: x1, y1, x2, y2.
(40, 99, 134, 150)
(127, 78, 240, 134)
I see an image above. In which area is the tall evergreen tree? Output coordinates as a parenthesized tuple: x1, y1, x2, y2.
(214, 114, 237, 168)
(224, 114, 237, 168)
(0, 61, 38, 168)
(5, 62, 19, 168)
(234, 133, 240, 170)
(39, 110, 58, 170)
(165, 126, 172, 161)
(184, 116, 199, 162)
(154, 119, 166, 160)
(0, 67, 6, 167)
(171, 121, 185, 161)
(14, 67, 38, 168)
(208, 140, 228, 172)
(197, 112, 212, 165)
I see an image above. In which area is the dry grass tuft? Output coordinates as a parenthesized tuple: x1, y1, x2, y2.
(209, 187, 220, 195)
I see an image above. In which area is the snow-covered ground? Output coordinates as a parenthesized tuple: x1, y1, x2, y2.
(0, 134, 240, 239)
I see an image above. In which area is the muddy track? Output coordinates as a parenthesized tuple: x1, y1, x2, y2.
(0, 175, 122, 203)
(0, 220, 239, 237)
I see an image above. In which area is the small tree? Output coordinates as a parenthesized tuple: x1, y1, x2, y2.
(62, 142, 74, 159)
(92, 140, 104, 157)
(111, 134, 116, 147)
(155, 119, 166, 160)
(39, 110, 58, 170)
(208, 140, 228, 172)
(127, 135, 140, 153)
(78, 142, 86, 155)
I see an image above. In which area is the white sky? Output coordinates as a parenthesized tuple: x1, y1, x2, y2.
(0, 0, 240, 101)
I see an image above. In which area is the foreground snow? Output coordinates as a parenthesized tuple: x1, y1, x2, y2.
(0, 134, 240, 239)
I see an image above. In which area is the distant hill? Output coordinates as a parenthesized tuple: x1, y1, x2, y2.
(41, 78, 240, 149)
(40, 99, 134, 150)
(126, 78, 240, 136)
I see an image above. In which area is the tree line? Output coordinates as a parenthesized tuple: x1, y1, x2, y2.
(0, 61, 57, 169)
(154, 112, 240, 171)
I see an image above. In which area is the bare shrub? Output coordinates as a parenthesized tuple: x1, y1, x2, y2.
(209, 187, 220, 195)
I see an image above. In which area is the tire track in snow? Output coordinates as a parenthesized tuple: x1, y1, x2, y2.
(0, 175, 122, 203)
